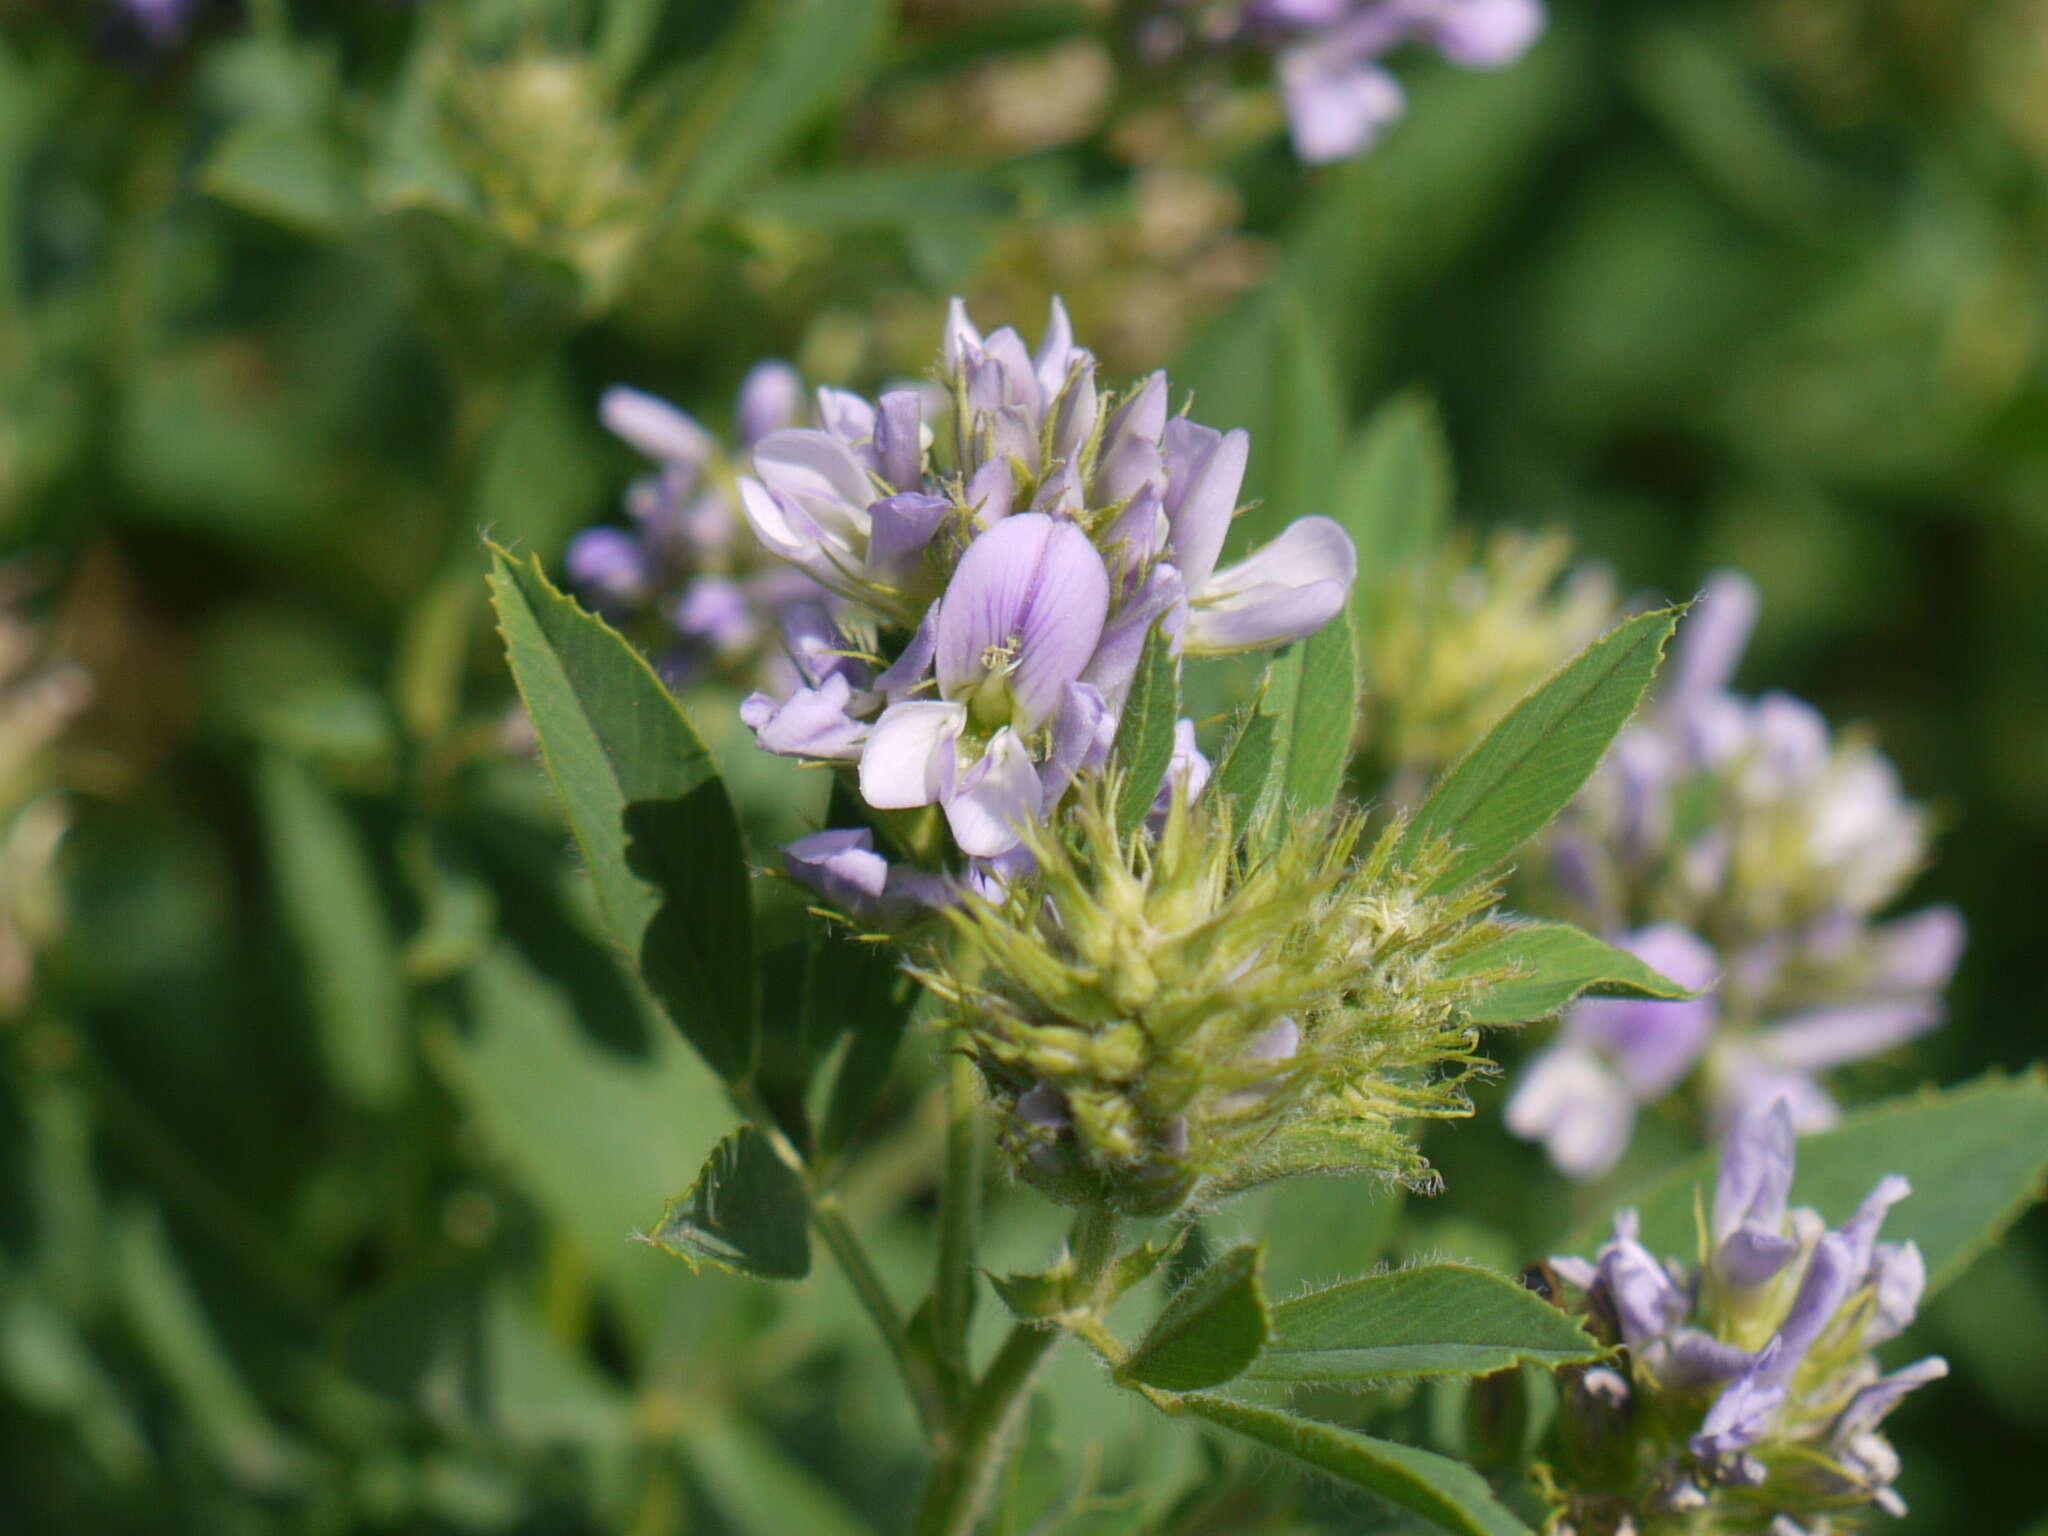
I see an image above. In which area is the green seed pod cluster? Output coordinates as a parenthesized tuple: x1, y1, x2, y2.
(914, 783, 1512, 1217)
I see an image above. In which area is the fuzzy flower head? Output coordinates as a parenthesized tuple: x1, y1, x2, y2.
(1542, 1100, 1945, 1534)
(734, 298, 1356, 888)
(1514, 575, 1962, 1175)
(914, 782, 1505, 1216)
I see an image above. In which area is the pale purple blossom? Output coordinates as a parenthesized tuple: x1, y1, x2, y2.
(721, 297, 1356, 918)
(1505, 924, 1719, 1179)
(1555, 1100, 1945, 1525)
(1526, 574, 1963, 1173)
(567, 368, 829, 690)
(1228, 0, 1547, 163)
(860, 514, 1110, 858)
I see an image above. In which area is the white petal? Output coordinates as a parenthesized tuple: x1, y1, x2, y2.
(859, 701, 965, 810)
(1506, 1046, 1637, 1181)
(600, 386, 714, 465)
(943, 728, 1044, 857)
(1186, 516, 1358, 654)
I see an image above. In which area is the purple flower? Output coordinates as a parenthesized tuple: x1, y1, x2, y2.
(600, 386, 717, 468)
(1239, 1, 1547, 163)
(1508, 925, 1719, 1179)
(860, 515, 1111, 857)
(1279, 38, 1407, 163)
(566, 528, 653, 610)
(1554, 1114, 1941, 1526)
(1599, 1211, 1688, 1352)
(736, 361, 804, 446)
(1711, 1100, 1800, 1291)
(1183, 515, 1358, 654)
(1537, 571, 1959, 1165)
(119, 0, 200, 45)
(1691, 1340, 1788, 1463)
(781, 828, 947, 929)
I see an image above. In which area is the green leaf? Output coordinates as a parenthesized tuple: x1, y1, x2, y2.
(1336, 392, 1454, 643)
(201, 117, 359, 239)
(1593, 1072, 2048, 1295)
(255, 752, 408, 1109)
(661, 0, 890, 226)
(644, 1127, 810, 1281)
(1181, 1394, 1529, 1536)
(1449, 921, 1698, 1025)
(111, 1207, 309, 1492)
(988, 1267, 1075, 1322)
(1111, 620, 1181, 836)
(1118, 1244, 1270, 1393)
(1248, 1263, 1602, 1385)
(486, 546, 756, 1082)
(1261, 610, 1360, 819)
(1398, 607, 1683, 894)
(1212, 695, 1282, 823)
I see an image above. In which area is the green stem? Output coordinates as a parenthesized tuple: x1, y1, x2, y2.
(910, 1207, 1123, 1536)
(933, 1044, 981, 1404)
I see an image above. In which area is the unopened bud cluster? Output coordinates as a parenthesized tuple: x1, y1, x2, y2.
(915, 783, 1505, 1216)
(1541, 1102, 1944, 1534)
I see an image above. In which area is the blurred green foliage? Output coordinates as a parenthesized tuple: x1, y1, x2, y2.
(1, 0, 2044, 1531)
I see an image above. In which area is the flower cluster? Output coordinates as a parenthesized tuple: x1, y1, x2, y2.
(1146, 0, 1547, 163)
(566, 365, 828, 692)
(0, 570, 90, 1015)
(917, 783, 1505, 1215)
(1364, 528, 1618, 800)
(1510, 576, 1962, 1179)
(735, 298, 1356, 900)
(1543, 1101, 1945, 1533)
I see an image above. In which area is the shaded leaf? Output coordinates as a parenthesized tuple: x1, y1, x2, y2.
(201, 117, 360, 238)
(487, 547, 756, 1082)
(644, 1127, 810, 1281)
(662, 0, 890, 225)
(1182, 1394, 1529, 1536)
(256, 752, 408, 1109)
(1119, 1244, 1269, 1394)
(1248, 1263, 1602, 1385)
(1450, 921, 1698, 1025)
(1399, 607, 1682, 894)
(813, 931, 918, 1157)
